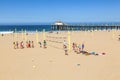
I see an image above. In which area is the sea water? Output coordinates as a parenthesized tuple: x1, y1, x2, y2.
(0, 22, 120, 34)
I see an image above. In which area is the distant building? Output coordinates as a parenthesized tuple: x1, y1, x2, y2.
(54, 21, 65, 26)
(52, 21, 67, 30)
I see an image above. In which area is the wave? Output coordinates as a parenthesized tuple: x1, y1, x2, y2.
(0, 31, 14, 34)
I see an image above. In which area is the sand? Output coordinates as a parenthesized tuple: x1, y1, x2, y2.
(0, 30, 120, 80)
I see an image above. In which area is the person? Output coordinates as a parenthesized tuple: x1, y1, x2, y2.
(26, 41, 28, 48)
(63, 40, 67, 48)
(72, 42, 75, 50)
(31, 41, 34, 48)
(28, 41, 31, 48)
(39, 42, 42, 47)
(74, 43, 77, 52)
(21, 41, 24, 49)
(13, 42, 16, 49)
(2, 34, 4, 36)
(20, 41, 22, 49)
(78, 44, 81, 53)
(82, 43, 84, 51)
(64, 45, 68, 55)
(20, 41, 24, 49)
(43, 40, 47, 48)
(16, 41, 19, 49)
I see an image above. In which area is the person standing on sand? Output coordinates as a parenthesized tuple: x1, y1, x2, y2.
(29, 41, 31, 48)
(43, 40, 47, 48)
(63, 40, 67, 48)
(13, 42, 16, 49)
(20, 41, 24, 49)
(20, 41, 22, 49)
(31, 41, 34, 48)
(26, 41, 28, 48)
(16, 41, 19, 49)
(74, 43, 77, 52)
(22, 41, 24, 49)
(2, 34, 4, 36)
(78, 44, 81, 53)
(39, 42, 42, 47)
(64, 45, 68, 55)
(72, 42, 75, 50)
(82, 43, 84, 51)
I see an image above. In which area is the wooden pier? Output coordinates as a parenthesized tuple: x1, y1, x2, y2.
(51, 21, 120, 31)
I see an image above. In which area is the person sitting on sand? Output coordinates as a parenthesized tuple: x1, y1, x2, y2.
(31, 41, 34, 48)
(64, 45, 68, 55)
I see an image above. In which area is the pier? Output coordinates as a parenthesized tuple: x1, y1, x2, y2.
(51, 21, 120, 31)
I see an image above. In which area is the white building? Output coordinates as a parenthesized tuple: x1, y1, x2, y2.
(54, 21, 65, 25)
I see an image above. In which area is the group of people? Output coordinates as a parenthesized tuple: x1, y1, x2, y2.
(13, 40, 47, 49)
(38, 40, 47, 48)
(63, 40, 85, 55)
(26, 41, 34, 48)
(13, 40, 34, 49)
(13, 41, 24, 49)
(72, 42, 85, 54)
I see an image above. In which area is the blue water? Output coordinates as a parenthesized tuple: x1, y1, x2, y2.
(0, 25, 51, 32)
(0, 22, 120, 32)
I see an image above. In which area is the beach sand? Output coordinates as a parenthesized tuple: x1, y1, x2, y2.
(0, 30, 120, 80)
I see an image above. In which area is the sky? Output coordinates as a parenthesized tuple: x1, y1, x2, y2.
(0, 0, 120, 23)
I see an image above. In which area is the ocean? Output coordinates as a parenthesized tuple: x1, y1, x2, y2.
(0, 25, 51, 32)
(0, 22, 120, 33)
